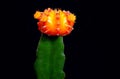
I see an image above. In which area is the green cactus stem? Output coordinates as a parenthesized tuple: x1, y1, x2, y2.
(34, 34, 65, 79)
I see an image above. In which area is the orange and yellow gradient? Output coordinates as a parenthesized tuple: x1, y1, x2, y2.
(34, 8, 76, 36)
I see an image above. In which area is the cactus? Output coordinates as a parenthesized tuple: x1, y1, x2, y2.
(34, 34, 65, 79)
(34, 8, 76, 79)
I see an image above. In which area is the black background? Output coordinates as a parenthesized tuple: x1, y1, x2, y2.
(1, 0, 104, 79)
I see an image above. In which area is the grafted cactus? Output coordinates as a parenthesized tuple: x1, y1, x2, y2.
(34, 8, 76, 79)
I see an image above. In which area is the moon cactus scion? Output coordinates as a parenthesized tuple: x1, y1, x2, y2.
(34, 8, 76, 36)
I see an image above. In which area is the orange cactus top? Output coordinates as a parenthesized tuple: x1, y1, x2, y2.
(34, 8, 76, 36)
